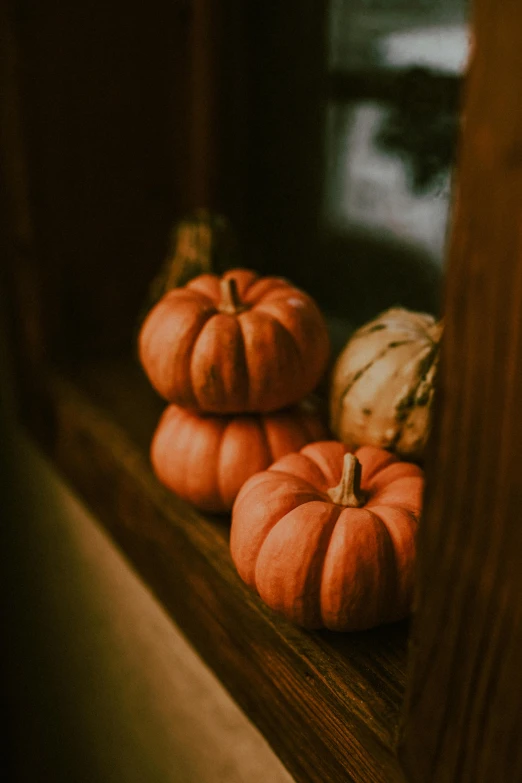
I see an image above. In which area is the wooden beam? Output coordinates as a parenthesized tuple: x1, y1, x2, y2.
(399, 2, 522, 781)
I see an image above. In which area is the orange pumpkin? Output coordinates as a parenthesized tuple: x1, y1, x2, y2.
(138, 268, 330, 413)
(230, 440, 424, 631)
(151, 401, 330, 513)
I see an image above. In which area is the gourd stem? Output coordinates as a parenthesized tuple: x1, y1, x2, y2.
(327, 453, 366, 507)
(219, 277, 245, 314)
(429, 319, 444, 342)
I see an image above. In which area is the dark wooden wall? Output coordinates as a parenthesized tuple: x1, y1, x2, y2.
(3, 1, 327, 364)
(4, 0, 193, 360)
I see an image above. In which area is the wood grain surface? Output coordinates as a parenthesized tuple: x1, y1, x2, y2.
(399, 2, 522, 781)
(28, 358, 410, 783)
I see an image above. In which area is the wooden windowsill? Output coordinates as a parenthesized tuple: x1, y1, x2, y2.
(25, 357, 409, 783)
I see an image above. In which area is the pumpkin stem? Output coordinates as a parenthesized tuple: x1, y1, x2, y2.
(219, 277, 247, 314)
(327, 453, 366, 507)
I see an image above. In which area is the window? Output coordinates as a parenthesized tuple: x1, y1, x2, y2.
(322, 0, 467, 329)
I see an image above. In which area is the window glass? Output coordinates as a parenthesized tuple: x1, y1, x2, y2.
(324, 0, 469, 274)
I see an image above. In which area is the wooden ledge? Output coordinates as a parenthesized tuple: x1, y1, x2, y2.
(26, 358, 409, 783)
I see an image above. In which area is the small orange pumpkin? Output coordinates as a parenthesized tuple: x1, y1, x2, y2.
(230, 440, 424, 631)
(151, 401, 329, 513)
(138, 268, 330, 413)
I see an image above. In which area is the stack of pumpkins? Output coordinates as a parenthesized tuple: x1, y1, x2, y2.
(138, 265, 442, 633)
(138, 267, 331, 514)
